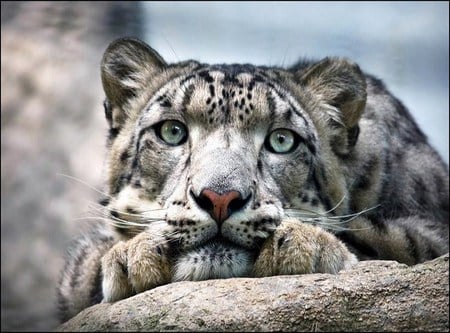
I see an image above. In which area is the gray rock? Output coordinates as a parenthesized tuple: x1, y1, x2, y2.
(57, 254, 449, 332)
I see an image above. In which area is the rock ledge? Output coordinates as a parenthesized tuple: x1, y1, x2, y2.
(57, 254, 449, 332)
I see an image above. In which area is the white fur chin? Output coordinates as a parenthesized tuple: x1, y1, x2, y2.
(171, 242, 254, 282)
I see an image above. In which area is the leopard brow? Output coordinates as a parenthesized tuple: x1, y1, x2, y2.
(267, 90, 317, 156)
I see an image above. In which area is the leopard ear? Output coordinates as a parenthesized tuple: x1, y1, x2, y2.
(101, 37, 166, 130)
(297, 57, 367, 155)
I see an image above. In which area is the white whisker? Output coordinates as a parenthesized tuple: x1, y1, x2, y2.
(57, 173, 111, 199)
(323, 194, 347, 215)
(285, 202, 380, 232)
(85, 201, 167, 221)
(285, 194, 349, 218)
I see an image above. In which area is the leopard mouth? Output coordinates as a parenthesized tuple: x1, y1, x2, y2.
(171, 235, 257, 282)
(200, 235, 255, 253)
(181, 233, 256, 257)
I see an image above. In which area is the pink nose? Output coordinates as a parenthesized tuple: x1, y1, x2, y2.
(199, 189, 242, 224)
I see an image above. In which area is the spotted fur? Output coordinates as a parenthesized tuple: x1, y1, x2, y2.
(57, 37, 449, 322)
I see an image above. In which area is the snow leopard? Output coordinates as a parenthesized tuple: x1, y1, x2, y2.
(57, 37, 449, 322)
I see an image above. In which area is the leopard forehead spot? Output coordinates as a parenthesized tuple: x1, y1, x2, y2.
(142, 65, 312, 131)
(183, 69, 270, 125)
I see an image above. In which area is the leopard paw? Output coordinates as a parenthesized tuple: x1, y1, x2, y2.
(253, 218, 357, 277)
(101, 232, 172, 303)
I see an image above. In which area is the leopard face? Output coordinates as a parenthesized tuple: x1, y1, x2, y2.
(101, 38, 366, 281)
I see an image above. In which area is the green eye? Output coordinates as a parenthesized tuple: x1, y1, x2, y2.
(157, 120, 187, 146)
(266, 129, 298, 154)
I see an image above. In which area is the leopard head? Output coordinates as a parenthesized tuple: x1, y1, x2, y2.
(99, 37, 367, 281)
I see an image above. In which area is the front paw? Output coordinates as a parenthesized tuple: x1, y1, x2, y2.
(101, 232, 172, 303)
(253, 218, 357, 277)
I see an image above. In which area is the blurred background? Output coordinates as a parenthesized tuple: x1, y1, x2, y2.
(1, 1, 448, 331)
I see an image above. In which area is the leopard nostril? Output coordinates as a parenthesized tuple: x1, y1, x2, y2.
(192, 189, 250, 224)
(191, 190, 214, 212)
(228, 195, 248, 213)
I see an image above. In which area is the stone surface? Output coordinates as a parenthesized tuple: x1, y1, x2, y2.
(58, 254, 449, 332)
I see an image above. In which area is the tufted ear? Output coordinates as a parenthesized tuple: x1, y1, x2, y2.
(101, 37, 167, 131)
(296, 57, 367, 156)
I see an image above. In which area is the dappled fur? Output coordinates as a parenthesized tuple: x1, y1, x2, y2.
(57, 37, 448, 322)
